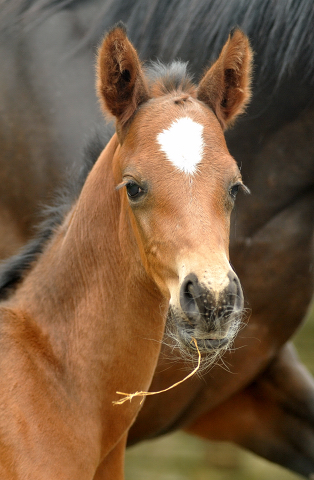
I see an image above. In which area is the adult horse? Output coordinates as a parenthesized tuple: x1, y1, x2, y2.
(0, 24, 252, 478)
(0, 0, 314, 478)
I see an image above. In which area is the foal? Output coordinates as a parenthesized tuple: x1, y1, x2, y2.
(0, 25, 252, 479)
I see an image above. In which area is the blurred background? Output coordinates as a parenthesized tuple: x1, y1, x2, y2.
(125, 302, 314, 480)
(1, 2, 313, 479)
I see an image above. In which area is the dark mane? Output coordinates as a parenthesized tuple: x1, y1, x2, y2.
(0, 127, 112, 299)
(2, 0, 314, 86)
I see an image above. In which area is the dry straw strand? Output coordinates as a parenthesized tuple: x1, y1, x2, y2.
(113, 338, 201, 405)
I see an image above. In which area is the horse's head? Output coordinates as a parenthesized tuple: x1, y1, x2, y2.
(97, 24, 252, 354)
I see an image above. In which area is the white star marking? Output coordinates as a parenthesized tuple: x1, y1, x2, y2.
(157, 117, 204, 175)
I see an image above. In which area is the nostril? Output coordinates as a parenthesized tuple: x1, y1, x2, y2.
(185, 281, 194, 299)
(180, 275, 200, 318)
(226, 270, 243, 310)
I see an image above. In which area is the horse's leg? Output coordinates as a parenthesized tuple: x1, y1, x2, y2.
(93, 434, 127, 480)
(185, 342, 314, 478)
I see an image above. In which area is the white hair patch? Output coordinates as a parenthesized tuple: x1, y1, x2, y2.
(157, 117, 204, 175)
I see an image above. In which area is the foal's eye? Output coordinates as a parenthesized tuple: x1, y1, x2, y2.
(126, 181, 143, 199)
(229, 182, 250, 201)
(229, 184, 240, 200)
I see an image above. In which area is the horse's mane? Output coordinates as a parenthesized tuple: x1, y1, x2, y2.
(0, 61, 196, 299)
(2, 0, 314, 86)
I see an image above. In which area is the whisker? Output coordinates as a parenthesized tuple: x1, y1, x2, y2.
(163, 304, 246, 376)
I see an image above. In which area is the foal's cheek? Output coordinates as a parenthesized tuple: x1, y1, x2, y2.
(130, 217, 176, 295)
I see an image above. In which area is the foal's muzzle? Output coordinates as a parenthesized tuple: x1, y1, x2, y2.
(180, 271, 243, 320)
(176, 270, 244, 352)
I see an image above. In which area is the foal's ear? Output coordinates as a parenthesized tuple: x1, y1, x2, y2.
(97, 23, 150, 132)
(197, 29, 253, 129)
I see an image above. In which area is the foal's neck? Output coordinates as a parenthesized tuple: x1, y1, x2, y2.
(8, 134, 167, 408)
